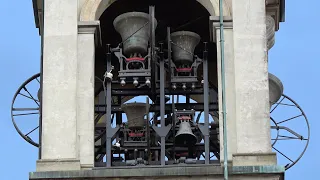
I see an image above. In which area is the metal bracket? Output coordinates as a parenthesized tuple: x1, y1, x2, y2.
(198, 124, 209, 136)
(106, 126, 120, 138)
(152, 125, 172, 137)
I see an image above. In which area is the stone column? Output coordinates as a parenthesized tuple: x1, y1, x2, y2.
(211, 17, 237, 164)
(77, 21, 101, 169)
(37, 0, 80, 171)
(232, 0, 277, 165)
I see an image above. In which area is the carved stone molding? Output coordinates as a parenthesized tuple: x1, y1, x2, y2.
(78, 21, 102, 47)
(209, 16, 233, 42)
(266, 15, 275, 50)
(79, 0, 232, 21)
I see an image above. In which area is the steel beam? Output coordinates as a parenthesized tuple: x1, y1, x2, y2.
(95, 103, 218, 113)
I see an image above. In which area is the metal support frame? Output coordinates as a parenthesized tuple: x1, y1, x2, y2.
(152, 15, 172, 166)
(114, 47, 152, 81)
(150, 6, 157, 101)
(95, 103, 217, 113)
(170, 57, 203, 84)
(197, 42, 210, 164)
(105, 45, 119, 167)
(96, 5, 212, 168)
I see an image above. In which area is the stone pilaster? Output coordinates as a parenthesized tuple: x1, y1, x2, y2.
(37, 0, 80, 171)
(210, 16, 237, 164)
(77, 21, 101, 169)
(231, 0, 277, 166)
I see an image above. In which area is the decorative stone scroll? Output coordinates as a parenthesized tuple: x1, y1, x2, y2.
(266, 15, 275, 50)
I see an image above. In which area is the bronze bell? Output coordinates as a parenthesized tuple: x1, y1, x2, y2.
(175, 121, 197, 146)
(113, 12, 158, 57)
(171, 31, 200, 67)
(121, 102, 150, 129)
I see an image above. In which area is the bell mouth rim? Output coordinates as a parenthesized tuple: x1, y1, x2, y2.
(170, 31, 201, 40)
(269, 73, 284, 104)
(113, 11, 158, 29)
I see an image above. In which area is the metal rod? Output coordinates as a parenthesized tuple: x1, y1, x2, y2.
(218, 0, 229, 178)
(111, 88, 207, 96)
(172, 16, 205, 32)
(146, 97, 151, 163)
(168, 26, 176, 161)
(105, 44, 112, 167)
(270, 96, 285, 113)
(25, 126, 39, 136)
(150, 6, 156, 101)
(116, 96, 122, 125)
(13, 112, 39, 116)
(158, 9, 166, 166)
(95, 103, 218, 113)
(39, 0, 45, 160)
(12, 108, 40, 111)
(18, 93, 40, 102)
(167, 27, 172, 83)
(277, 114, 303, 125)
(172, 94, 176, 160)
(203, 42, 210, 165)
(160, 66, 166, 165)
(160, 42, 165, 129)
(23, 87, 40, 106)
(120, 22, 149, 46)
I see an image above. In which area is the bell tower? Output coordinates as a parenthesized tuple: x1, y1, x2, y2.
(10, 0, 310, 179)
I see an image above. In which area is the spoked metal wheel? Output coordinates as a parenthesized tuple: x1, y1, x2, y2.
(11, 73, 41, 147)
(270, 94, 310, 170)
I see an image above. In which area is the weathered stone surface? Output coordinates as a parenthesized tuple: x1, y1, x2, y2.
(77, 21, 99, 169)
(40, 0, 79, 167)
(210, 16, 237, 163)
(232, 0, 272, 155)
(233, 153, 277, 166)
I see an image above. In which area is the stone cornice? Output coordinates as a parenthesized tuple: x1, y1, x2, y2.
(78, 21, 102, 47)
(266, 0, 284, 31)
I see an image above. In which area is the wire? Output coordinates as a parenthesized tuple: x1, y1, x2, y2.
(119, 22, 149, 47)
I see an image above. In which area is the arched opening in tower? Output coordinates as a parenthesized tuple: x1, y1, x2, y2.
(94, 0, 217, 94)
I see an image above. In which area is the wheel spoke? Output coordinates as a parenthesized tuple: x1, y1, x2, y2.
(277, 114, 303, 125)
(19, 93, 40, 102)
(12, 108, 39, 111)
(273, 147, 294, 163)
(23, 87, 39, 106)
(272, 102, 296, 107)
(36, 78, 40, 84)
(13, 112, 39, 116)
(25, 126, 39, 136)
(272, 138, 308, 141)
(270, 96, 285, 113)
(278, 135, 307, 140)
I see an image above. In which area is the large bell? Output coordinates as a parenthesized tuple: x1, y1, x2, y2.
(269, 73, 284, 108)
(175, 121, 197, 146)
(121, 102, 149, 129)
(171, 31, 200, 66)
(113, 12, 158, 57)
